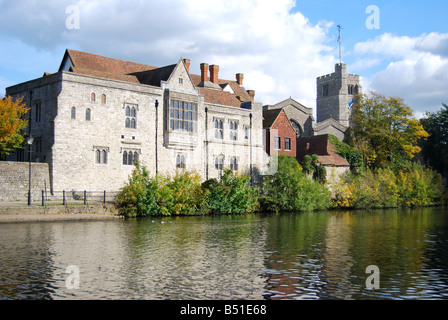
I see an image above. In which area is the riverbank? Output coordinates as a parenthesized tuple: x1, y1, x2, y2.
(0, 201, 123, 223)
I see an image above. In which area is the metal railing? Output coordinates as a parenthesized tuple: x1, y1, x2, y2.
(41, 190, 119, 207)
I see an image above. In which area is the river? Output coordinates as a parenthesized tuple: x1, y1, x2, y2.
(1, 207, 447, 300)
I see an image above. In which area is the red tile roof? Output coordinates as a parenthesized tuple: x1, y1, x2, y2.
(297, 135, 350, 167)
(61, 49, 250, 108)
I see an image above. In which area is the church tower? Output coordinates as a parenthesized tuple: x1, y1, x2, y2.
(316, 63, 362, 128)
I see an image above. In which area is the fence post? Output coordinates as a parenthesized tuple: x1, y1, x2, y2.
(63, 190, 66, 206)
(84, 190, 87, 205)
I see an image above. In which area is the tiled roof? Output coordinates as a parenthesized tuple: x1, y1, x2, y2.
(297, 135, 350, 167)
(198, 87, 242, 108)
(263, 109, 283, 128)
(61, 49, 249, 108)
(63, 49, 157, 74)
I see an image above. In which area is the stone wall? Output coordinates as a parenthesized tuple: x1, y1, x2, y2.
(0, 161, 51, 202)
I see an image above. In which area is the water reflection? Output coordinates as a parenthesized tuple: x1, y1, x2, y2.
(1, 208, 448, 300)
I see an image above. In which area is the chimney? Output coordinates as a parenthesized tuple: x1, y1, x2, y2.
(200, 63, 209, 83)
(183, 59, 190, 73)
(247, 90, 255, 101)
(209, 64, 219, 84)
(236, 73, 244, 86)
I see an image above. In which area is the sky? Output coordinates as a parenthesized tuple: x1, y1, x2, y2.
(0, 0, 447, 119)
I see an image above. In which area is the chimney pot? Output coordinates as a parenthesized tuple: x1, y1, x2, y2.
(200, 63, 209, 83)
(209, 64, 219, 84)
(236, 73, 244, 85)
(183, 59, 190, 73)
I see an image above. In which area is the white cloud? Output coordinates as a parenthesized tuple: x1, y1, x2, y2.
(353, 32, 448, 115)
(0, 0, 337, 110)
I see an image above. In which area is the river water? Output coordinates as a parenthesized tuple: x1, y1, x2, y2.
(1, 207, 448, 300)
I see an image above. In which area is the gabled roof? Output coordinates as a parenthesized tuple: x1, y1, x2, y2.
(263, 109, 283, 128)
(265, 97, 313, 116)
(60, 49, 157, 74)
(59, 49, 250, 108)
(297, 134, 350, 167)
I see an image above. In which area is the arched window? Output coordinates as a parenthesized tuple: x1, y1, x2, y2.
(86, 108, 91, 121)
(125, 105, 137, 129)
(126, 106, 131, 117)
(71, 107, 76, 119)
(96, 150, 101, 164)
(101, 94, 106, 104)
(128, 151, 133, 166)
(215, 155, 224, 170)
(133, 152, 139, 165)
(123, 151, 128, 165)
(176, 154, 186, 169)
(125, 118, 131, 128)
(131, 118, 136, 129)
(91, 93, 96, 102)
(102, 150, 108, 164)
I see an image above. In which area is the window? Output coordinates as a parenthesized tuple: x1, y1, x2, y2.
(215, 155, 224, 171)
(71, 107, 76, 119)
(179, 78, 183, 85)
(285, 138, 291, 151)
(274, 136, 281, 150)
(35, 102, 41, 123)
(215, 119, 223, 139)
(94, 147, 108, 164)
(86, 108, 91, 121)
(323, 84, 329, 97)
(244, 126, 249, 140)
(101, 94, 106, 104)
(123, 150, 139, 166)
(348, 85, 355, 95)
(229, 121, 238, 141)
(169, 100, 197, 133)
(91, 93, 96, 102)
(125, 105, 137, 129)
(34, 138, 42, 154)
(176, 154, 186, 169)
(230, 157, 239, 171)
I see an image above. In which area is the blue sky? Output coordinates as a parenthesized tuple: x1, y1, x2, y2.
(1, 0, 447, 118)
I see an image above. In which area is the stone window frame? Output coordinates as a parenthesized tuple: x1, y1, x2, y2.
(169, 99, 198, 133)
(229, 120, 238, 141)
(176, 153, 187, 170)
(214, 118, 224, 140)
(91, 92, 96, 102)
(122, 148, 141, 166)
(86, 108, 92, 121)
(124, 103, 138, 129)
(214, 154, 225, 171)
(93, 146, 110, 165)
(34, 100, 42, 123)
(71, 107, 76, 120)
(101, 94, 107, 104)
(229, 156, 239, 171)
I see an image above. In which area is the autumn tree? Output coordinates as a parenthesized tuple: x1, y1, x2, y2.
(0, 96, 29, 158)
(420, 103, 448, 179)
(347, 92, 429, 170)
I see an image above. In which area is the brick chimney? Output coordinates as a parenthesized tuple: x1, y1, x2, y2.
(183, 59, 190, 73)
(236, 73, 244, 85)
(200, 63, 209, 83)
(209, 65, 219, 84)
(247, 90, 255, 101)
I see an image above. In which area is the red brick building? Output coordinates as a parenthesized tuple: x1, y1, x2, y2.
(263, 108, 297, 157)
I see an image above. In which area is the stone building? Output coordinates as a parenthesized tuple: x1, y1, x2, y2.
(5, 49, 267, 193)
(316, 63, 362, 130)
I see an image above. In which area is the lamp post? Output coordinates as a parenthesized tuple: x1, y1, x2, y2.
(27, 136, 34, 206)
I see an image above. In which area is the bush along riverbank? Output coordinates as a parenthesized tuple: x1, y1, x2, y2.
(115, 156, 446, 218)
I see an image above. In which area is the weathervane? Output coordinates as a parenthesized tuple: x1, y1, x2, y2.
(337, 24, 343, 64)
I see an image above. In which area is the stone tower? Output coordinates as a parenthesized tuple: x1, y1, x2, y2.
(316, 63, 362, 127)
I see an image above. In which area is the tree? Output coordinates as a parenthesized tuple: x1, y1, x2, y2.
(348, 92, 429, 170)
(420, 103, 448, 179)
(0, 96, 29, 158)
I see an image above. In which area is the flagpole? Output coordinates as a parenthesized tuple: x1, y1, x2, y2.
(337, 25, 342, 64)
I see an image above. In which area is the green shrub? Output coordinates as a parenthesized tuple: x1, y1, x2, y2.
(202, 169, 259, 214)
(261, 155, 330, 212)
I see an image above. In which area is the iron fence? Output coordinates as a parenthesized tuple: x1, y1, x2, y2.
(41, 190, 120, 206)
